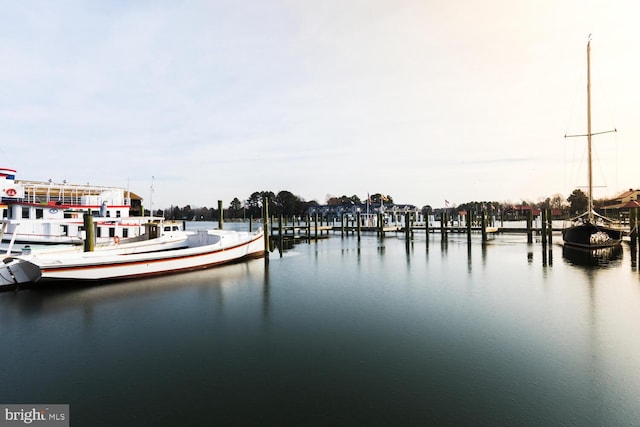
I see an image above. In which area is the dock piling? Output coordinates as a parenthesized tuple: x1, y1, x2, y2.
(217, 200, 223, 229)
(541, 209, 547, 245)
(83, 211, 95, 252)
(481, 211, 487, 243)
(262, 196, 270, 257)
(631, 208, 638, 247)
(278, 214, 284, 257)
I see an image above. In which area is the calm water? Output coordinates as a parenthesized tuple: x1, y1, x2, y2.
(1, 228, 640, 426)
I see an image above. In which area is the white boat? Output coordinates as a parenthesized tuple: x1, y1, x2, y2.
(562, 38, 623, 249)
(1, 228, 265, 286)
(0, 222, 190, 289)
(0, 168, 163, 252)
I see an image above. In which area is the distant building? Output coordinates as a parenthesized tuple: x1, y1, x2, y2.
(307, 203, 423, 223)
(602, 189, 640, 209)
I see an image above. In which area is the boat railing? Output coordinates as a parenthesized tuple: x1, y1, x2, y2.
(19, 181, 131, 206)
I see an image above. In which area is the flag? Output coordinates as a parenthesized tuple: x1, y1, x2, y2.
(445, 200, 450, 207)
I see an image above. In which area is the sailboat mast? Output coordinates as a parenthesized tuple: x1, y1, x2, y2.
(587, 38, 594, 221)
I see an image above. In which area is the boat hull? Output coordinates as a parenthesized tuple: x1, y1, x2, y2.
(6, 230, 266, 285)
(562, 223, 623, 249)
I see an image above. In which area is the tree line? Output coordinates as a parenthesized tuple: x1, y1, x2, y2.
(158, 189, 595, 221)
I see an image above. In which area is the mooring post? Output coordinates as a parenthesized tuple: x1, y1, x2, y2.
(306, 214, 311, 243)
(630, 208, 638, 247)
(262, 196, 270, 257)
(249, 215, 253, 232)
(425, 212, 430, 247)
(357, 211, 361, 240)
(466, 211, 472, 242)
(547, 208, 553, 244)
(405, 213, 410, 240)
(541, 208, 547, 245)
(217, 200, 223, 229)
(443, 212, 449, 238)
(83, 211, 95, 252)
(312, 213, 317, 240)
(411, 212, 415, 239)
(341, 213, 345, 238)
(278, 214, 284, 257)
(527, 209, 533, 244)
(481, 211, 487, 243)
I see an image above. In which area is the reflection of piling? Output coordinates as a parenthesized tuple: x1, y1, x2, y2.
(83, 211, 95, 252)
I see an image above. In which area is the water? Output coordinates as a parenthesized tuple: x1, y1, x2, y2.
(1, 229, 640, 426)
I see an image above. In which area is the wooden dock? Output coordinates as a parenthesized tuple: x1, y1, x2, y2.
(266, 208, 565, 250)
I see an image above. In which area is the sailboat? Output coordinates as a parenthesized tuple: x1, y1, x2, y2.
(562, 38, 623, 249)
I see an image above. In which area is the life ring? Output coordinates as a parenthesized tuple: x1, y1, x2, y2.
(113, 236, 121, 244)
(5, 188, 16, 197)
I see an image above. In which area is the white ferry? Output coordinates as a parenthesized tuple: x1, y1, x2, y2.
(1, 167, 162, 252)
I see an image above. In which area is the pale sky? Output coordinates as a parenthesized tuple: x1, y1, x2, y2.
(2, 0, 638, 210)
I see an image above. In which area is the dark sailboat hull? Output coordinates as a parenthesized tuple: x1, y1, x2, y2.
(562, 223, 623, 249)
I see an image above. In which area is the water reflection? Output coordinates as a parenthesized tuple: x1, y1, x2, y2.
(562, 245, 623, 268)
(3, 259, 268, 321)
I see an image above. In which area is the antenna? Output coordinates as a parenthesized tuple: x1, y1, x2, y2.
(150, 176, 155, 217)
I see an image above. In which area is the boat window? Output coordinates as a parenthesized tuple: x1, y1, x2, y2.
(123, 229, 129, 238)
(21, 207, 30, 219)
(164, 226, 171, 232)
(36, 208, 43, 219)
(62, 225, 68, 236)
(106, 211, 111, 218)
(96, 227, 102, 238)
(109, 228, 115, 238)
(116, 210, 121, 218)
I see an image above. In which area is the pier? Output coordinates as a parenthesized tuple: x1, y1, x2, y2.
(266, 209, 562, 247)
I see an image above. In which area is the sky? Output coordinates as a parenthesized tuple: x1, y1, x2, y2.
(1, 0, 639, 210)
